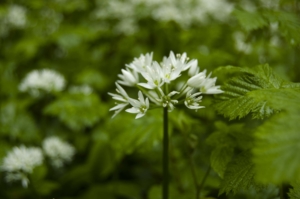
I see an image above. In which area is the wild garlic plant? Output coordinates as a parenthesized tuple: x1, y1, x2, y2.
(109, 51, 223, 199)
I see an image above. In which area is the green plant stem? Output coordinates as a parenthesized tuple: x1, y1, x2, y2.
(163, 107, 169, 199)
(181, 131, 200, 199)
(198, 166, 211, 196)
(189, 154, 200, 199)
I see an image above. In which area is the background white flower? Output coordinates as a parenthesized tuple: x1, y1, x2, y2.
(6, 5, 27, 28)
(19, 69, 66, 97)
(1, 146, 43, 187)
(93, 0, 233, 35)
(42, 136, 75, 168)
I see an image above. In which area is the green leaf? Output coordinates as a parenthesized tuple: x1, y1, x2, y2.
(263, 10, 300, 44)
(0, 100, 40, 142)
(233, 9, 268, 31)
(44, 93, 106, 131)
(207, 122, 253, 178)
(74, 69, 110, 91)
(219, 152, 263, 195)
(249, 88, 300, 183)
(99, 109, 163, 155)
(253, 109, 300, 184)
(214, 64, 300, 120)
(210, 146, 234, 178)
(289, 181, 300, 199)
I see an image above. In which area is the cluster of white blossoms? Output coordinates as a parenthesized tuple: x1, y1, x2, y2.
(109, 51, 223, 119)
(6, 5, 27, 28)
(19, 69, 66, 97)
(93, 0, 233, 34)
(1, 137, 75, 187)
(0, 146, 43, 188)
(42, 136, 76, 168)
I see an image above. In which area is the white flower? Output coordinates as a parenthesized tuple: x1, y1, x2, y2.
(168, 51, 194, 71)
(138, 61, 164, 89)
(1, 146, 43, 188)
(1, 146, 43, 173)
(160, 56, 183, 83)
(126, 91, 149, 119)
(108, 83, 131, 103)
(42, 136, 75, 168)
(108, 83, 131, 118)
(185, 90, 205, 110)
(188, 72, 223, 94)
(187, 70, 207, 88)
(6, 5, 27, 28)
(118, 68, 139, 86)
(127, 52, 153, 73)
(199, 77, 224, 94)
(188, 60, 199, 76)
(19, 69, 65, 97)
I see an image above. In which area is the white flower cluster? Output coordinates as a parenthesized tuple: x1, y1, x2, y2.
(0, 146, 43, 188)
(93, 0, 234, 34)
(19, 69, 66, 97)
(1, 137, 75, 187)
(42, 136, 75, 168)
(6, 5, 27, 28)
(109, 51, 223, 119)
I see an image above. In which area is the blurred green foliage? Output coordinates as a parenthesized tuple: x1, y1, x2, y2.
(0, 0, 300, 198)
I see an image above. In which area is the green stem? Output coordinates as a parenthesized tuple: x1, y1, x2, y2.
(181, 131, 200, 199)
(198, 166, 211, 196)
(189, 154, 200, 199)
(163, 107, 169, 199)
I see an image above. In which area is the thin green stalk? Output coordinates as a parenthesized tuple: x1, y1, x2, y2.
(181, 131, 200, 199)
(189, 153, 200, 199)
(163, 107, 169, 199)
(198, 166, 211, 196)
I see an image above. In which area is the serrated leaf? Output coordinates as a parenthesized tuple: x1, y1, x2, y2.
(233, 9, 268, 31)
(253, 109, 300, 184)
(207, 122, 253, 178)
(219, 152, 263, 195)
(214, 64, 299, 120)
(210, 146, 234, 178)
(263, 10, 300, 44)
(206, 121, 245, 148)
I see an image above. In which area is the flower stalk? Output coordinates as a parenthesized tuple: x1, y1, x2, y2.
(163, 107, 169, 199)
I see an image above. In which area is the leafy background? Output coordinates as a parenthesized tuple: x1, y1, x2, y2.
(0, 0, 300, 198)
